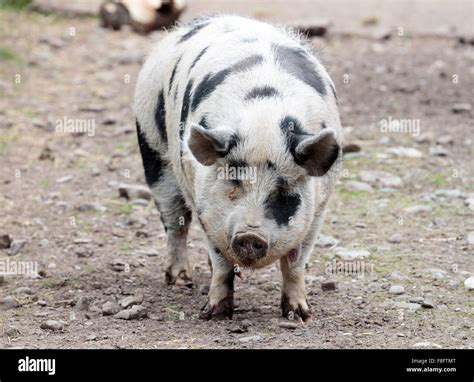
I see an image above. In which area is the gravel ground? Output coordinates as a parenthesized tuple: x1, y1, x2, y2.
(0, 5, 473, 349)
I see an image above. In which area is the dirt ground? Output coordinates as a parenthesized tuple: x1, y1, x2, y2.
(0, 4, 473, 349)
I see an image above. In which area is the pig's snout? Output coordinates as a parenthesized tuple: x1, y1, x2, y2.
(231, 232, 268, 264)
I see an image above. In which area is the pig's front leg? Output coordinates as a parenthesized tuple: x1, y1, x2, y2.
(200, 248, 235, 320)
(280, 253, 312, 322)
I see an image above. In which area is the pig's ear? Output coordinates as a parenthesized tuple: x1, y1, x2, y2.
(188, 124, 235, 165)
(294, 130, 340, 176)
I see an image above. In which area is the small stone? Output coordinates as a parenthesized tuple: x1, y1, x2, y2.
(321, 281, 337, 292)
(421, 300, 435, 308)
(74, 237, 92, 244)
(429, 268, 446, 280)
(409, 297, 424, 304)
(451, 103, 471, 114)
(4, 326, 20, 337)
(86, 334, 97, 341)
(15, 287, 34, 295)
(102, 301, 120, 316)
(314, 234, 339, 248)
(114, 305, 148, 320)
(119, 294, 144, 309)
(388, 270, 408, 280)
(118, 184, 152, 201)
(238, 335, 261, 343)
(437, 304, 448, 311)
(0, 234, 12, 249)
(278, 321, 298, 330)
(75, 247, 94, 258)
(135, 249, 159, 257)
(56, 175, 74, 184)
(394, 302, 421, 312)
(429, 146, 448, 157)
(335, 248, 370, 260)
(464, 276, 474, 290)
(37, 300, 48, 306)
(467, 232, 474, 245)
(389, 285, 405, 295)
(129, 198, 149, 207)
(436, 135, 454, 145)
(1, 296, 19, 310)
(403, 205, 432, 216)
(433, 189, 464, 199)
(387, 147, 423, 158)
(344, 181, 373, 193)
(40, 320, 63, 331)
(7, 239, 26, 256)
(76, 296, 92, 311)
(413, 342, 441, 349)
(387, 233, 402, 244)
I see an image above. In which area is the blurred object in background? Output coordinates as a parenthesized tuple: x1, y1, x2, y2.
(100, 0, 186, 34)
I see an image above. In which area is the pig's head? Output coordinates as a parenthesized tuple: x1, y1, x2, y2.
(187, 104, 341, 269)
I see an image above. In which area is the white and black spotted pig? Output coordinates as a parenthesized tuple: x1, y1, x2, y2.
(134, 15, 343, 321)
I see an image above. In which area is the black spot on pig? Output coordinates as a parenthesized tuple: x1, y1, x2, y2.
(273, 44, 327, 96)
(321, 121, 327, 129)
(192, 55, 264, 111)
(264, 185, 301, 226)
(180, 80, 193, 139)
(169, 56, 182, 95)
(189, 46, 209, 73)
(199, 115, 210, 129)
(155, 90, 167, 144)
(179, 19, 211, 43)
(267, 160, 276, 170)
(136, 120, 165, 187)
(245, 86, 281, 101)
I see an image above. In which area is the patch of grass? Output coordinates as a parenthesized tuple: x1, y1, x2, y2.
(0, 47, 22, 63)
(119, 242, 130, 252)
(429, 172, 446, 187)
(0, 0, 32, 10)
(39, 178, 50, 186)
(120, 203, 132, 216)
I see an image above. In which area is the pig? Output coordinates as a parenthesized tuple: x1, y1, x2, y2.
(134, 15, 343, 321)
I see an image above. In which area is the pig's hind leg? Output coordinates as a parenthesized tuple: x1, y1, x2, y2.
(136, 121, 193, 286)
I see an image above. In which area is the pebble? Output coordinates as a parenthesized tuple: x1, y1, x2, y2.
(114, 305, 148, 320)
(119, 294, 144, 309)
(75, 247, 94, 258)
(15, 287, 34, 295)
(102, 301, 120, 316)
(0, 296, 19, 310)
(403, 205, 432, 216)
(436, 135, 454, 145)
(387, 147, 423, 158)
(40, 320, 64, 331)
(135, 249, 159, 257)
(429, 146, 448, 157)
(118, 184, 152, 201)
(388, 270, 408, 280)
(413, 342, 441, 349)
(56, 175, 74, 184)
(421, 300, 435, 308)
(433, 189, 464, 199)
(335, 248, 370, 260)
(7, 239, 26, 256)
(429, 268, 446, 280)
(389, 285, 405, 295)
(409, 297, 424, 304)
(0, 234, 12, 249)
(464, 276, 474, 290)
(344, 181, 373, 193)
(76, 296, 92, 311)
(278, 321, 298, 330)
(467, 232, 474, 245)
(451, 103, 471, 114)
(4, 326, 20, 337)
(238, 335, 261, 343)
(387, 233, 402, 244)
(465, 196, 474, 211)
(394, 302, 421, 312)
(314, 234, 339, 248)
(359, 170, 403, 188)
(321, 281, 337, 292)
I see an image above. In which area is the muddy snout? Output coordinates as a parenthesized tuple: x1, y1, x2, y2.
(231, 231, 269, 265)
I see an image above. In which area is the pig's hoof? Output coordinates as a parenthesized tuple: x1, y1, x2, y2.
(165, 268, 193, 287)
(199, 297, 234, 320)
(281, 294, 312, 322)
